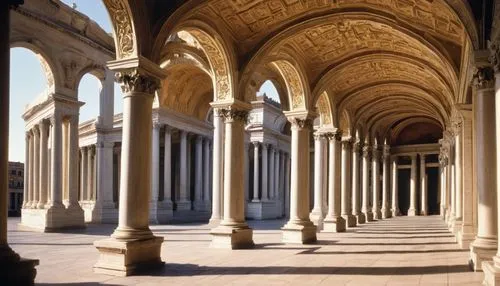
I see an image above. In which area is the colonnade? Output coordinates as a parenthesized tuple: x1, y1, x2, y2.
(21, 112, 84, 231)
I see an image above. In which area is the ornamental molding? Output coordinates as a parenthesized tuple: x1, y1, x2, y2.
(103, 0, 134, 58)
(219, 108, 248, 123)
(289, 117, 313, 130)
(115, 69, 161, 94)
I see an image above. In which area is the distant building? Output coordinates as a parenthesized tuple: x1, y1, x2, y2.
(8, 162, 24, 216)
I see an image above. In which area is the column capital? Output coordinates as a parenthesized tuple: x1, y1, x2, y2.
(152, 121, 162, 130)
(115, 69, 161, 95)
(382, 145, 390, 159)
(195, 135, 203, 144)
(472, 66, 495, 90)
(352, 140, 361, 152)
(81, 146, 88, 154)
(288, 117, 314, 130)
(324, 131, 341, 142)
(164, 125, 173, 133)
(362, 145, 371, 158)
(252, 141, 260, 148)
(420, 154, 426, 162)
(341, 137, 352, 150)
(313, 132, 327, 141)
(409, 153, 418, 160)
(219, 108, 248, 124)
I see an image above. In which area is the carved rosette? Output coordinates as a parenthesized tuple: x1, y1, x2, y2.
(472, 66, 495, 90)
(219, 109, 248, 124)
(116, 69, 161, 94)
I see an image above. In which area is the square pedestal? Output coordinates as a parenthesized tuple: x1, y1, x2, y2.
(94, 236, 164, 276)
(470, 243, 496, 271)
(483, 259, 500, 285)
(20, 206, 85, 232)
(407, 208, 417, 216)
(342, 214, 357, 227)
(282, 222, 317, 244)
(210, 225, 254, 249)
(355, 213, 366, 224)
(364, 211, 374, 222)
(322, 216, 346, 233)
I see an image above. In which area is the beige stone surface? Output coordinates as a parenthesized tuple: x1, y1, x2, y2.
(8, 216, 482, 285)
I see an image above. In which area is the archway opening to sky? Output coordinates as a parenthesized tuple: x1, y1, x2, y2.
(258, 80, 280, 104)
(9, 48, 48, 163)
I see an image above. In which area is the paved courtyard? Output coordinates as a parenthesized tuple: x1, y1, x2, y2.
(8, 216, 482, 285)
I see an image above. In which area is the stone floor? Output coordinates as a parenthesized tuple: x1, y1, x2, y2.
(8, 215, 482, 285)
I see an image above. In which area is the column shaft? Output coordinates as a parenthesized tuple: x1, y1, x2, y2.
(252, 142, 260, 202)
(22, 133, 29, 207)
(32, 127, 40, 207)
(210, 110, 223, 224)
(372, 148, 381, 219)
(164, 127, 172, 203)
(194, 136, 203, 210)
(149, 123, 160, 222)
(323, 133, 345, 232)
(381, 146, 391, 218)
(87, 146, 94, 200)
(352, 142, 364, 223)
(391, 157, 399, 216)
(203, 138, 210, 203)
(38, 120, 49, 208)
(408, 154, 418, 216)
(67, 116, 80, 209)
(420, 155, 428, 216)
(178, 130, 190, 210)
(49, 115, 63, 208)
(341, 139, 355, 226)
(362, 146, 373, 221)
(261, 144, 269, 201)
(80, 148, 88, 201)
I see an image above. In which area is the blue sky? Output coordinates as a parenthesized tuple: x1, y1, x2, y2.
(9, 0, 278, 163)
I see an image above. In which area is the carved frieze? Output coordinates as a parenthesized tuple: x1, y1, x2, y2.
(115, 69, 161, 94)
(103, 0, 134, 58)
(273, 61, 305, 110)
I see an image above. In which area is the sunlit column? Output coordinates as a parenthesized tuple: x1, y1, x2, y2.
(282, 115, 317, 243)
(203, 138, 211, 205)
(67, 116, 81, 210)
(87, 145, 94, 201)
(323, 132, 345, 232)
(48, 114, 63, 208)
(341, 138, 355, 227)
(194, 135, 203, 210)
(408, 154, 418, 216)
(27, 130, 34, 208)
(210, 108, 254, 249)
(361, 144, 373, 221)
(274, 147, 279, 202)
(80, 147, 88, 201)
(391, 156, 400, 217)
(163, 126, 172, 207)
(372, 146, 381, 219)
(420, 154, 428, 216)
(37, 119, 49, 208)
(310, 133, 325, 229)
(454, 122, 463, 230)
(381, 145, 391, 218)
(351, 140, 364, 224)
(261, 143, 269, 201)
(32, 126, 40, 207)
(269, 146, 275, 200)
(210, 109, 224, 225)
(149, 122, 161, 223)
(252, 142, 260, 202)
(22, 131, 30, 208)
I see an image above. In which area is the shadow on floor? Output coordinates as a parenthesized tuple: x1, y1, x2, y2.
(298, 248, 469, 255)
(38, 284, 120, 286)
(354, 231, 452, 235)
(10, 242, 94, 246)
(143, 263, 472, 276)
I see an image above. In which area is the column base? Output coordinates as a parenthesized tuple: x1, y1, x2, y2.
(94, 236, 164, 276)
(372, 209, 383, 220)
(440, 206, 446, 218)
(470, 239, 497, 271)
(391, 208, 400, 217)
(381, 207, 391, 219)
(407, 208, 417, 216)
(0, 246, 39, 286)
(363, 211, 374, 222)
(448, 217, 457, 233)
(176, 200, 191, 211)
(309, 211, 325, 231)
(20, 205, 85, 232)
(453, 219, 463, 235)
(82, 201, 118, 223)
(281, 220, 317, 244)
(210, 223, 254, 249)
(341, 214, 357, 227)
(354, 213, 366, 224)
(483, 257, 500, 285)
(322, 216, 346, 232)
(208, 217, 221, 227)
(458, 225, 476, 249)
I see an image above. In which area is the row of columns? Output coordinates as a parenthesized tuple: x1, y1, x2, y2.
(251, 142, 286, 202)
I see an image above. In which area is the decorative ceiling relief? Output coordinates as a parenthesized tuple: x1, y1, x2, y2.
(272, 60, 306, 110)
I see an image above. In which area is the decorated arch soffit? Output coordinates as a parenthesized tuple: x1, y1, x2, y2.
(102, 0, 137, 59)
(315, 92, 335, 128)
(166, 20, 237, 103)
(270, 59, 309, 112)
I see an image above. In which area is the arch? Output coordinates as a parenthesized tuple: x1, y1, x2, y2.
(102, 0, 138, 59)
(163, 19, 237, 102)
(315, 91, 335, 128)
(270, 58, 309, 112)
(338, 109, 352, 137)
(10, 41, 57, 94)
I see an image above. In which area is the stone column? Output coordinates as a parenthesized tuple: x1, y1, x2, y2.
(323, 132, 345, 232)
(95, 140, 115, 222)
(27, 130, 34, 208)
(0, 3, 38, 282)
(177, 130, 190, 210)
(48, 114, 64, 209)
(98, 69, 114, 128)
(94, 68, 163, 276)
(449, 146, 457, 229)
(408, 154, 418, 216)
(391, 156, 400, 217)
(362, 145, 373, 221)
(274, 148, 280, 202)
(352, 141, 365, 223)
(341, 138, 356, 227)
(420, 154, 428, 216)
(482, 46, 500, 285)
(163, 126, 173, 215)
(454, 122, 463, 232)
(310, 133, 325, 229)
(203, 138, 211, 206)
(149, 123, 161, 223)
(458, 105, 475, 248)
(67, 116, 82, 213)
(279, 150, 286, 217)
(87, 146, 94, 201)
(372, 146, 382, 219)
(210, 109, 224, 225)
(194, 135, 204, 210)
(261, 144, 269, 201)
(210, 107, 254, 249)
(252, 142, 260, 202)
(22, 132, 30, 208)
(380, 145, 391, 218)
(285, 153, 291, 217)
(80, 148, 88, 201)
(244, 143, 250, 204)
(269, 146, 275, 200)
(282, 116, 317, 243)
(37, 120, 49, 208)
(32, 126, 40, 208)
